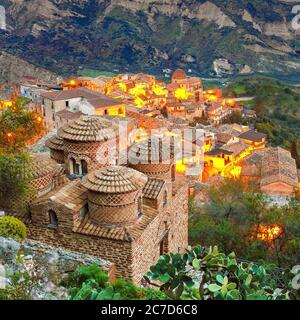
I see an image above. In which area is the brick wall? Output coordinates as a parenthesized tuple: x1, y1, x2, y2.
(131, 183, 188, 284)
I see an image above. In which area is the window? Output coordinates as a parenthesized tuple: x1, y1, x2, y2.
(51, 102, 54, 110)
(104, 109, 108, 115)
(48, 210, 58, 229)
(163, 190, 168, 207)
(81, 160, 88, 175)
(66, 101, 69, 108)
(80, 203, 89, 219)
(159, 230, 169, 256)
(70, 158, 79, 175)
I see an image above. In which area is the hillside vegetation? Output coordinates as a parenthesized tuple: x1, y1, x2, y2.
(224, 77, 300, 152)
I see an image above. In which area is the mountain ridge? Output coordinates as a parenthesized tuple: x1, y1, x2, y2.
(0, 0, 299, 80)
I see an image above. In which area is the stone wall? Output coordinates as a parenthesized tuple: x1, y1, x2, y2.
(27, 224, 133, 280)
(131, 183, 188, 284)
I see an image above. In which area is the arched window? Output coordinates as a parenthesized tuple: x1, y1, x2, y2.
(163, 190, 168, 207)
(81, 160, 88, 175)
(70, 158, 79, 175)
(48, 210, 58, 229)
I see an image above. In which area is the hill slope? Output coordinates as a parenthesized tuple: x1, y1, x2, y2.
(0, 51, 60, 85)
(0, 0, 299, 79)
(224, 77, 300, 150)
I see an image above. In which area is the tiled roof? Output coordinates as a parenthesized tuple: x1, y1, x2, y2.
(45, 131, 64, 151)
(216, 132, 234, 145)
(50, 180, 88, 211)
(143, 178, 165, 199)
(56, 109, 83, 120)
(82, 166, 148, 194)
(59, 116, 117, 142)
(261, 147, 298, 187)
(222, 141, 249, 156)
(205, 148, 233, 156)
(88, 97, 123, 108)
(239, 130, 267, 142)
(30, 154, 59, 179)
(40, 87, 123, 107)
(73, 205, 158, 242)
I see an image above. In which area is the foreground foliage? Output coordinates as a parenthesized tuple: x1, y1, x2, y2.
(63, 264, 166, 300)
(0, 216, 26, 242)
(189, 180, 300, 267)
(144, 245, 300, 300)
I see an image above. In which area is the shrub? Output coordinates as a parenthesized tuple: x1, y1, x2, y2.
(0, 216, 26, 242)
(61, 263, 108, 289)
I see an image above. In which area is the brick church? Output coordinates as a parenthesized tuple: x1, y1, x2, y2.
(4, 116, 188, 284)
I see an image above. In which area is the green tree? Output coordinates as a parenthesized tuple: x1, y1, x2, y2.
(0, 98, 43, 153)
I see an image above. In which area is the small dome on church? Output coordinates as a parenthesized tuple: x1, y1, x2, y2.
(82, 166, 148, 227)
(59, 116, 116, 142)
(82, 166, 148, 194)
(45, 130, 64, 151)
(128, 137, 175, 164)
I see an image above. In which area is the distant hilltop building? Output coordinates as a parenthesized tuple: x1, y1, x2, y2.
(3, 116, 189, 284)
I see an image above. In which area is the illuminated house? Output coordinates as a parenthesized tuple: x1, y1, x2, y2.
(40, 88, 125, 130)
(204, 148, 234, 172)
(222, 141, 251, 162)
(206, 102, 232, 124)
(165, 101, 204, 121)
(238, 129, 267, 150)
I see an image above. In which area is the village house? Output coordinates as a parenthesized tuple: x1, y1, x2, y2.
(165, 101, 204, 121)
(238, 129, 267, 150)
(40, 88, 126, 130)
(205, 101, 233, 124)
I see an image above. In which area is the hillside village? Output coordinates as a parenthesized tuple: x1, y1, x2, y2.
(0, 69, 300, 285)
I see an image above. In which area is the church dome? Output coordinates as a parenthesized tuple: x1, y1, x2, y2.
(45, 131, 64, 151)
(172, 69, 187, 81)
(59, 116, 116, 142)
(82, 166, 148, 227)
(82, 166, 148, 194)
(128, 137, 175, 179)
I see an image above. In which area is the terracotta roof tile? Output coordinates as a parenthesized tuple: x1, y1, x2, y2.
(143, 178, 165, 199)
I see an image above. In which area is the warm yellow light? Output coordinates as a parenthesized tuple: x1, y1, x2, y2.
(152, 84, 168, 96)
(174, 87, 193, 100)
(256, 224, 283, 242)
(69, 80, 76, 85)
(118, 82, 127, 92)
